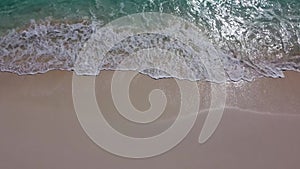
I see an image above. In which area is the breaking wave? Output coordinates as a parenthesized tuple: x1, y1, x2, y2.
(0, 0, 299, 82)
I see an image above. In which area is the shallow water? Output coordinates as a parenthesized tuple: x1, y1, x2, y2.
(0, 0, 299, 81)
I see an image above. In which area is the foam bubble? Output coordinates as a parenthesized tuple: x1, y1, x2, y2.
(0, 19, 94, 75)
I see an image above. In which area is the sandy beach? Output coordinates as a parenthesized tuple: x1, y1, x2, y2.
(0, 70, 300, 169)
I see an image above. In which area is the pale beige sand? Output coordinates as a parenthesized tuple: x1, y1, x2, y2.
(0, 71, 300, 169)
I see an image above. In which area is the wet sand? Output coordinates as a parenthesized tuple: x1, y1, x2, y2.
(0, 70, 300, 169)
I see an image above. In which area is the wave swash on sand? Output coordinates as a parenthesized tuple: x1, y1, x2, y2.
(0, 0, 299, 82)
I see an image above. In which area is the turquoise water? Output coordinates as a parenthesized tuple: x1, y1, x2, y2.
(0, 0, 189, 32)
(1, 0, 299, 31)
(0, 0, 299, 81)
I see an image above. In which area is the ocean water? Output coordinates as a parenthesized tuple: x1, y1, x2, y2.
(0, 0, 299, 81)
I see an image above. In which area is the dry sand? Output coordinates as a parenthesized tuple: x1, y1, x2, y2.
(0, 70, 300, 169)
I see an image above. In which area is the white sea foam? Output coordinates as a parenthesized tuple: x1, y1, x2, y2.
(0, 12, 299, 82)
